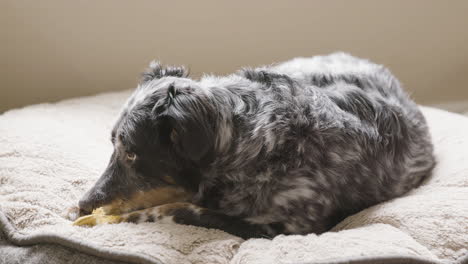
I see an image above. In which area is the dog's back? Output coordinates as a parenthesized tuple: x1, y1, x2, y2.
(209, 52, 436, 234)
(273, 52, 435, 193)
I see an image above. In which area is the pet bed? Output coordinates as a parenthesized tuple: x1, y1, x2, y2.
(0, 90, 467, 264)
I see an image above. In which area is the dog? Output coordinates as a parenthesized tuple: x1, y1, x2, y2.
(72, 53, 435, 239)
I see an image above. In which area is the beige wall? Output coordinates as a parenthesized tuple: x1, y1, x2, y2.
(2, 0, 468, 113)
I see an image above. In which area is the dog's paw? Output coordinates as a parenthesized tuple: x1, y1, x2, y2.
(149, 202, 204, 225)
(117, 203, 203, 225)
(72, 203, 203, 226)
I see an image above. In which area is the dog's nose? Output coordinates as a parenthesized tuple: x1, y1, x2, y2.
(78, 198, 94, 215)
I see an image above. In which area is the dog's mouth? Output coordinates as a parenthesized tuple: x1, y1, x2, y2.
(80, 186, 194, 216)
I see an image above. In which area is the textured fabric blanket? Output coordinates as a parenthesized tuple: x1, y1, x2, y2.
(0, 90, 467, 264)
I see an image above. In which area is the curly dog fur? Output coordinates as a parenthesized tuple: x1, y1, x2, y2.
(77, 53, 435, 239)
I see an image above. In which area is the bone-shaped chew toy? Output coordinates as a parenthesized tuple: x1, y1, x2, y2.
(73, 207, 123, 226)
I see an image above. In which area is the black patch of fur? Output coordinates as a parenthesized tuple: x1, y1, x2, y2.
(146, 215, 155, 223)
(126, 213, 140, 224)
(171, 207, 265, 239)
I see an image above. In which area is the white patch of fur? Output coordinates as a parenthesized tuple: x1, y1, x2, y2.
(146, 207, 176, 224)
(329, 151, 343, 163)
(270, 52, 382, 79)
(264, 129, 276, 152)
(273, 187, 316, 208)
(297, 142, 305, 154)
(216, 118, 233, 153)
(246, 214, 278, 224)
(188, 204, 203, 215)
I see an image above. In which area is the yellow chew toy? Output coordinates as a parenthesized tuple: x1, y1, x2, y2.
(73, 207, 122, 226)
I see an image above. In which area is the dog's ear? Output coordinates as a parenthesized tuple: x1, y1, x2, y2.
(140, 61, 189, 84)
(154, 85, 213, 162)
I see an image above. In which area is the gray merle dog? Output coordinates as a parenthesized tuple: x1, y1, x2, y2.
(73, 53, 435, 239)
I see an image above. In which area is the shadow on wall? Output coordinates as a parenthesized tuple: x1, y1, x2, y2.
(2, 0, 468, 113)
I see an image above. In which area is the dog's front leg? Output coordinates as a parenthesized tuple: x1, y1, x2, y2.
(73, 202, 269, 239)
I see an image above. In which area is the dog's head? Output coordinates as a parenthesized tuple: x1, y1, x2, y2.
(78, 62, 217, 215)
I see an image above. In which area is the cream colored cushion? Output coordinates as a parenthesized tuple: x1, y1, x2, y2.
(1, 91, 466, 264)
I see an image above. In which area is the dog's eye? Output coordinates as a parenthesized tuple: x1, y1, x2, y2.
(126, 152, 136, 162)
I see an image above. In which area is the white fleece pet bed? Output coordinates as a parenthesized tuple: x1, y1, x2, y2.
(0, 90, 467, 264)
